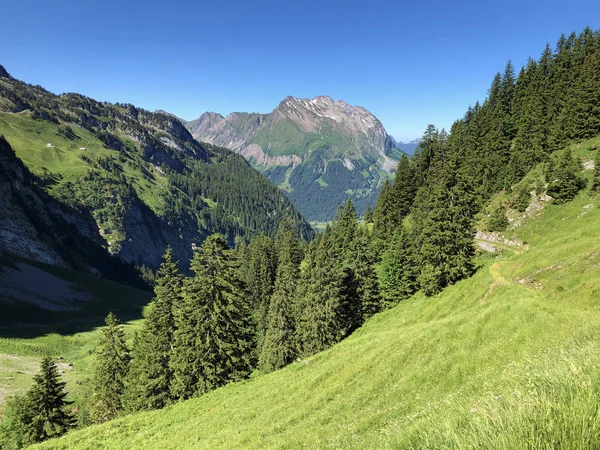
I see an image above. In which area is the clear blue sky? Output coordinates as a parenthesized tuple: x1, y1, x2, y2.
(1, 0, 598, 141)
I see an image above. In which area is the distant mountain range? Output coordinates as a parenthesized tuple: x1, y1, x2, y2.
(186, 96, 404, 222)
(393, 138, 421, 155)
(0, 66, 311, 277)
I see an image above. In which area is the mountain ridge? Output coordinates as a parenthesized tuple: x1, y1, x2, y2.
(0, 68, 312, 275)
(186, 95, 403, 221)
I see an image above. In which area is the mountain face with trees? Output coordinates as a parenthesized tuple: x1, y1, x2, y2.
(185, 96, 404, 221)
(3, 27, 600, 449)
(0, 67, 312, 276)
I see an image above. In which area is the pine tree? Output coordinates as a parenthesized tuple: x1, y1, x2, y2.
(11, 358, 75, 445)
(418, 175, 476, 296)
(389, 154, 417, 224)
(546, 149, 586, 203)
(379, 227, 418, 308)
(372, 179, 394, 250)
(91, 313, 130, 423)
(346, 227, 381, 323)
(513, 185, 531, 212)
(171, 235, 254, 400)
(124, 247, 182, 412)
(296, 228, 346, 356)
(258, 224, 301, 373)
(244, 234, 277, 355)
(363, 205, 374, 223)
(488, 205, 509, 232)
(333, 199, 358, 258)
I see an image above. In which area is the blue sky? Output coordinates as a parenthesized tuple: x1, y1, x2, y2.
(1, 0, 598, 141)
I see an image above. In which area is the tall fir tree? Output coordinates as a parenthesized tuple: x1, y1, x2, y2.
(418, 164, 476, 297)
(297, 227, 346, 356)
(3, 358, 75, 446)
(244, 234, 277, 355)
(389, 154, 417, 225)
(372, 179, 394, 250)
(91, 313, 130, 423)
(332, 199, 358, 259)
(346, 227, 381, 323)
(546, 149, 586, 203)
(171, 235, 254, 400)
(123, 247, 182, 412)
(379, 227, 418, 308)
(258, 223, 301, 373)
(363, 205, 374, 223)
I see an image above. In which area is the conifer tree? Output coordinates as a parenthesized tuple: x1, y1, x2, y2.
(258, 224, 301, 373)
(124, 247, 182, 412)
(379, 227, 418, 308)
(5, 358, 75, 445)
(171, 235, 254, 400)
(333, 199, 358, 259)
(418, 175, 476, 296)
(244, 234, 277, 354)
(488, 205, 510, 232)
(389, 154, 417, 225)
(372, 179, 394, 250)
(346, 227, 381, 323)
(91, 313, 130, 423)
(363, 205, 374, 223)
(513, 185, 531, 212)
(296, 228, 346, 356)
(546, 149, 586, 203)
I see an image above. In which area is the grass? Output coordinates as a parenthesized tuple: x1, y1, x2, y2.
(30, 138, 600, 449)
(0, 112, 168, 213)
(0, 256, 151, 417)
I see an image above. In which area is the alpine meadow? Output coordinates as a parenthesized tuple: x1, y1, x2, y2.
(1, 3, 600, 449)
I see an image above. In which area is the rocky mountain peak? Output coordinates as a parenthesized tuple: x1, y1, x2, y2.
(185, 95, 403, 221)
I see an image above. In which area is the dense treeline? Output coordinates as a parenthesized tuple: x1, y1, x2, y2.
(2, 28, 600, 447)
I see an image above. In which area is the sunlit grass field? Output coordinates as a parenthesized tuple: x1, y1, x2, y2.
(29, 138, 600, 448)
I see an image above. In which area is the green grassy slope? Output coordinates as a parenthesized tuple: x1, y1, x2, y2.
(34, 138, 600, 449)
(0, 111, 167, 213)
(0, 256, 150, 417)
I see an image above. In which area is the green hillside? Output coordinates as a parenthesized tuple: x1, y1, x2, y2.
(32, 136, 600, 449)
(0, 70, 313, 274)
(0, 255, 151, 419)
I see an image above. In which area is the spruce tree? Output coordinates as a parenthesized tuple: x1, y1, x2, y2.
(390, 154, 417, 222)
(372, 179, 394, 250)
(418, 175, 476, 296)
(124, 247, 182, 412)
(296, 228, 346, 356)
(245, 234, 277, 355)
(364, 205, 374, 223)
(171, 235, 254, 400)
(333, 199, 358, 258)
(18, 358, 74, 444)
(91, 313, 130, 423)
(379, 227, 418, 308)
(546, 149, 586, 203)
(346, 227, 381, 323)
(258, 224, 301, 373)
(513, 185, 531, 212)
(488, 205, 509, 232)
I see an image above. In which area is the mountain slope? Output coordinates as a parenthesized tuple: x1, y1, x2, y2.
(0, 67, 312, 272)
(36, 137, 600, 449)
(186, 96, 403, 221)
